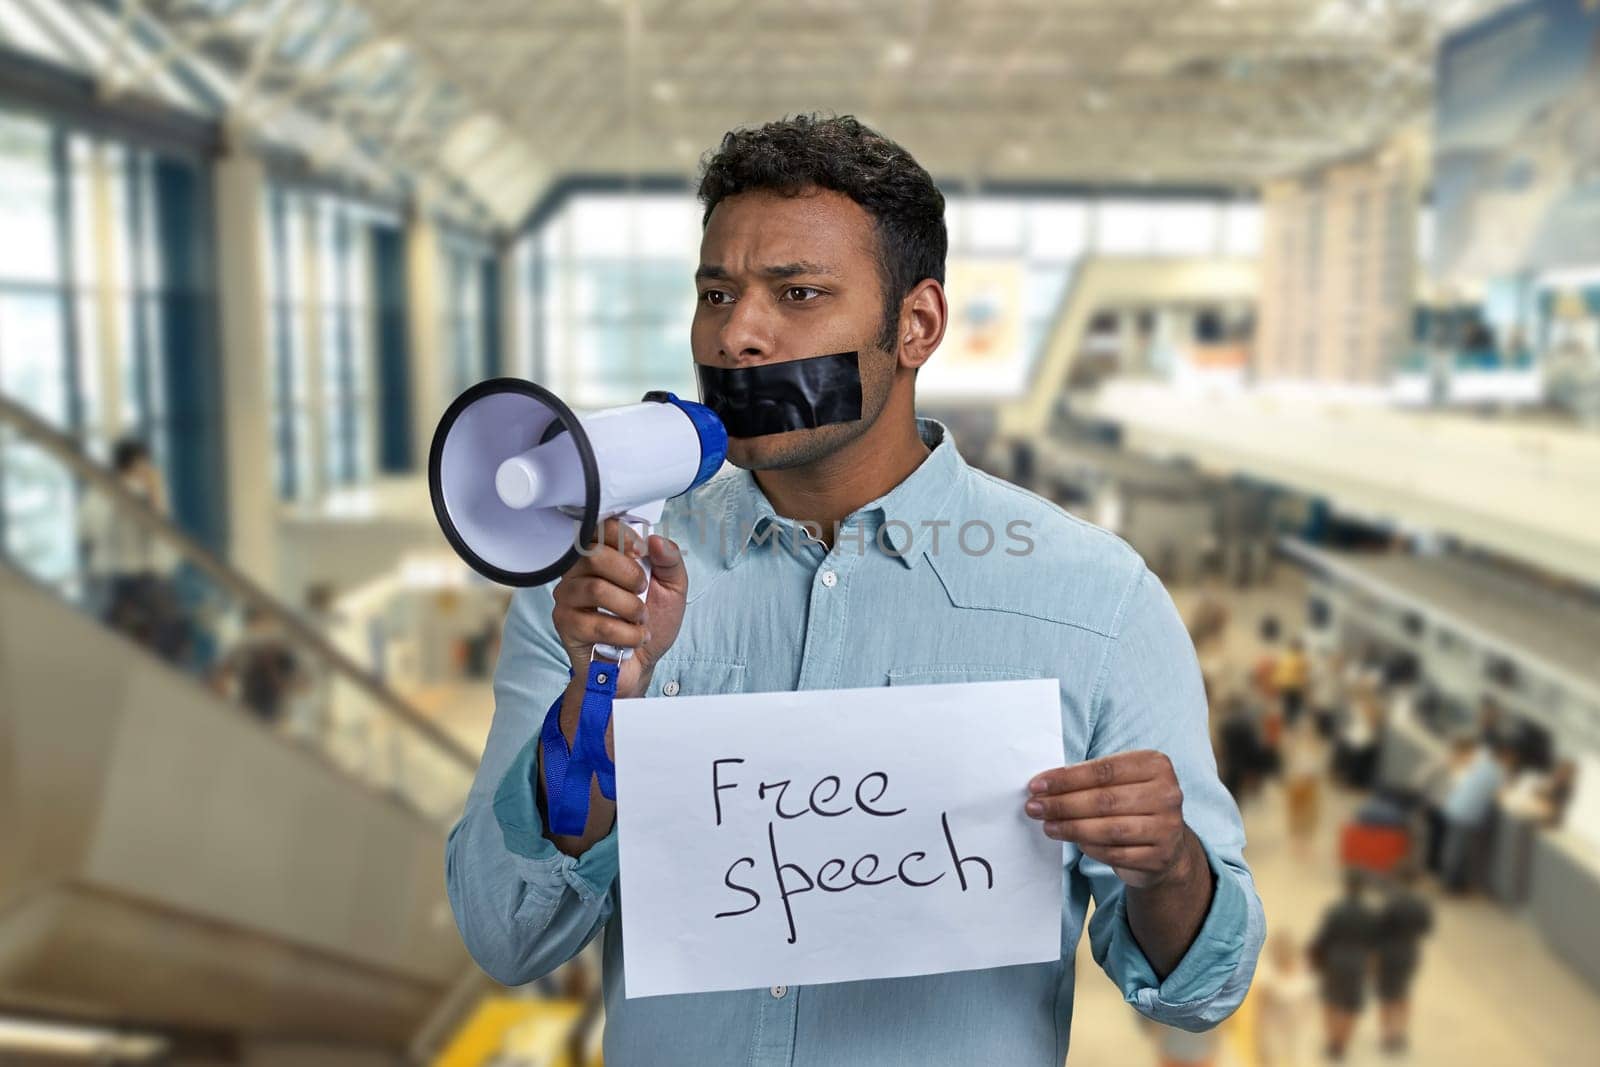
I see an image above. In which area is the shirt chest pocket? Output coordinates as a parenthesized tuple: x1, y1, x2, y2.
(647, 655, 747, 698)
(886, 664, 1046, 686)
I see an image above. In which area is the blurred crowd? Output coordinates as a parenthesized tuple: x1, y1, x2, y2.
(1145, 584, 1583, 1066)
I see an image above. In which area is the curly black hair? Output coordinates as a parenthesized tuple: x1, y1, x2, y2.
(697, 114, 947, 352)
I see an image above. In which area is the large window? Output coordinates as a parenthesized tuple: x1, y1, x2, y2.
(440, 232, 496, 399)
(0, 112, 72, 581)
(522, 192, 700, 409)
(264, 186, 388, 500)
(0, 109, 197, 582)
(0, 113, 65, 420)
(69, 137, 169, 464)
(515, 188, 1260, 406)
(321, 204, 373, 489)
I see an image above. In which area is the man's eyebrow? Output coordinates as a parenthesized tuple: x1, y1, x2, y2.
(762, 261, 838, 278)
(694, 261, 839, 281)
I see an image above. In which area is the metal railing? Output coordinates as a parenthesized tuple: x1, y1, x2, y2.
(0, 391, 478, 824)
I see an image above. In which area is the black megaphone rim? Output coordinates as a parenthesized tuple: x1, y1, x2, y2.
(427, 377, 602, 587)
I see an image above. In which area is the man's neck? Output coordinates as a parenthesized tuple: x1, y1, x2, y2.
(752, 402, 931, 549)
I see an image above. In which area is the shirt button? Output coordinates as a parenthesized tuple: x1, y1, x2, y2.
(662, 680, 680, 696)
(770, 985, 787, 998)
(820, 570, 837, 588)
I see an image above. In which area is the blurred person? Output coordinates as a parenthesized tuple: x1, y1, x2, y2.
(1258, 696, 1285, 782)
(1438, 738, 1514, 893)
(1476, 695, 1508, 749)
(303, 581, 344, 632)
(1373, 864, 1433, 1055)
(1272, 637, 1310, 727)
(1188, 579, 1231, 700)
(77, 436, 186, 663)
(1282, 719, 1324, 860)
(1417, 734, 1477, 876)
(460, 594, 509, 679)
(1254, 931, 1316, 1067)
(1334, 683, 1383, 790)
(1218, 691, 1266, 806)
(292, 584, 347, 741)
(1243, 619, 1286, 787)
(1185, 578, 1230, 652)
(1309, 870, 1377, 1062)
(446, 114, 1265, 1065)
(1346, 643, 1384, 696)
(1251, 615, 1281, 697)
(213, 604, 308, 727)
(1308, 647, 1345, 741)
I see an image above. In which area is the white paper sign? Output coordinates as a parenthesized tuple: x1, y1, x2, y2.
(612, 677, 1065, 999)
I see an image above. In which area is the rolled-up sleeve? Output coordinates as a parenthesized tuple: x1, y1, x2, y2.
(445, 583, 620, 987)
(1081, 566, 1265, 1031)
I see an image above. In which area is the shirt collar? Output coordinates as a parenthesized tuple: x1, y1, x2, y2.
(720, 417, 965, 571)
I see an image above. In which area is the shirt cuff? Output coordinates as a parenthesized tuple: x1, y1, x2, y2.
(1094, 835, 1250, 1011)
(492, 733, 620, 902)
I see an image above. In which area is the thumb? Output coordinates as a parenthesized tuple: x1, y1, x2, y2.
(646, 535, 687, 595)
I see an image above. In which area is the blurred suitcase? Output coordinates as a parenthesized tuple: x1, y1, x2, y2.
(1340, 821, 1410, 874)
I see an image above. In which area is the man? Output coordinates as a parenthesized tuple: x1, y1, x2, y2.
(1272, 636, 1310, 727)
(1438, 735, 1513, 893)
(78, 436, 185, 662)
(1373, 863, 1433, 1055)
(1309, 869, 1376, 1062)
(447, 114, 1263, 1064)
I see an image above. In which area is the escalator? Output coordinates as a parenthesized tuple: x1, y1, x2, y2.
(0, 393, 490, 1058)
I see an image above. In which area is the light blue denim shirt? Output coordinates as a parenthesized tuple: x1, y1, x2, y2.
(446, 417, 1264, 1065)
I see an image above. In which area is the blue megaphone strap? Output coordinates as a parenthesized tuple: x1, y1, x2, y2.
(540, 659, 619, 836)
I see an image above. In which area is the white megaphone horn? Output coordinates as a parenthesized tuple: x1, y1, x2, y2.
(428, 379, 728, 662)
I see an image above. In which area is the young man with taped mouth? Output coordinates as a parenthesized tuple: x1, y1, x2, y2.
(447, 114, 1263, 1064)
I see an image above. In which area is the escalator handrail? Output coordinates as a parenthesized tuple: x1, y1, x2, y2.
(0, 391, 478, 772)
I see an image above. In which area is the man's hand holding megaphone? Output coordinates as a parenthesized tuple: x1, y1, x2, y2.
(542, 517, 688, 850)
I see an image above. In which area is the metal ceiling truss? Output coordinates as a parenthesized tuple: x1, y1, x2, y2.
(8, 0, 1524, 227)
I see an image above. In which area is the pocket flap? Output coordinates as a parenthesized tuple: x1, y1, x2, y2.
(649, 656, 748, 697)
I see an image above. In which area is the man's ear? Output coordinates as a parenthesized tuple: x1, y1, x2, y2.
(896, 279, 947, 372)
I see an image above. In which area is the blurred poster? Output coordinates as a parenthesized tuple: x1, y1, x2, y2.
(1433, 0, 1600, 286)
(921, 258, 1027, 398)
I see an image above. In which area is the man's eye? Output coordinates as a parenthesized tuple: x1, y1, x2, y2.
(783, 286, 823, 302)
(700, 289, 733, 307)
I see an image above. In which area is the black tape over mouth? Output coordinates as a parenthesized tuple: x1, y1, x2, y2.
(695, 351, 863, 438)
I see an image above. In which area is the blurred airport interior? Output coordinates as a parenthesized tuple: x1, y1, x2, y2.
(1, 0, 1600, 1064)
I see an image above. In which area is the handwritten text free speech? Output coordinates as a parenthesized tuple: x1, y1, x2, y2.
(707, 758, 996, 944)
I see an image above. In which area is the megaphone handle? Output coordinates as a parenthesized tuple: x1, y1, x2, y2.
(593, 515, 654, 663)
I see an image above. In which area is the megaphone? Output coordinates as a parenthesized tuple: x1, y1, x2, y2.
(428, 379, 727, 662)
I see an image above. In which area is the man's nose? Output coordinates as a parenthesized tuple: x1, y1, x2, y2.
(716, 294, 778, 365)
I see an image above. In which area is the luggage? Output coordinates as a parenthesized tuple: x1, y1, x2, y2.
(1340, 821, 1410, 874)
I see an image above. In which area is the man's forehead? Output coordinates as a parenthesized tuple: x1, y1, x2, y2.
(699, 189, 875, 273)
